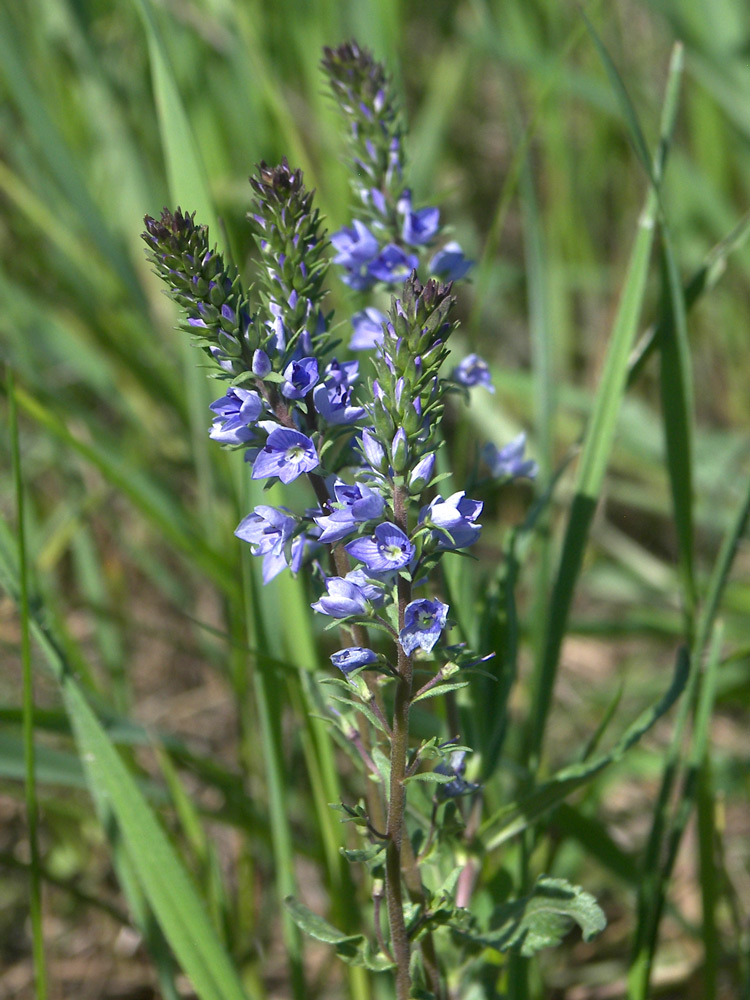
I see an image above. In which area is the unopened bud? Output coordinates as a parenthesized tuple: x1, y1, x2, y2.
(408, 453, 435, 494)
(391, 428, 409, 473)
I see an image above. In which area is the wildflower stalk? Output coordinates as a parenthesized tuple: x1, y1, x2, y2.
(142, 41, 547, 997)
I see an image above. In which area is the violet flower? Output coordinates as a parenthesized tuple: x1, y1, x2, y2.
(235, 505, 305, 584)
(208, 388, 263, 445)
(311, 577, 370, 618)
(430, 241, 473, 281)
(252, 427, 319, 483)
(420, 492, 483, 550)
(452, 354, 494, 393)
(483, 433, 538, 480)
(346, 522, 415, 572)
(399, 599, 449, 655)
(350, 307, 387, 350)
(331, 647, 378, 675)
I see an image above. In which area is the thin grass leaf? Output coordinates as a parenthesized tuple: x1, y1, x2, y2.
(529, 45, 683, 762)
(628, 212, 750, 385)
(134, 0, 219, 237)
(63, 678, 250, 1000)
(580, 11, 656, 187)
(658, 237, 697, 630)
(480, 648, 688, 852)
(7, 367, 47, 999)
(236, 479, 306, 1000)
(697, 756, 720, 999)
(14, 386, 232, 591)
(0, 19, 142, 300)
(628, 469, 750, 998)
(0, 513, 252, 1000)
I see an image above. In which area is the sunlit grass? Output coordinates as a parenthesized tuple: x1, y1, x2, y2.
(1, 1, 750, 997)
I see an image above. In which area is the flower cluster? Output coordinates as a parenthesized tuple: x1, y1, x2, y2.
(143, 41, 543, 995)
(321, 41, 473, 356)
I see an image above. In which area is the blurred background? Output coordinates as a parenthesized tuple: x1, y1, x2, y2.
(1, 0, 749, 997)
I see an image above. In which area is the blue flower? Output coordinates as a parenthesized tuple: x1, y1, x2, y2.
(311, 577, 369, 618)
(313, 382, 365, 426)
(208, 388, 263, 445)
(330, 646, 378, 675)
(429, 241, 473, 281)
(398, 190, 440, 246)
(324, 358, 359, 387)
(368, 244, 419, 284)
(483, 433, 538, 480)
(420, 491, 483, 550)
(452, 354, 494, 393)
(331, 220, 380, 289)
(346, 522, 415, 573)
(350, 307, 387, 350)
(234, 504, 305, 584)
(252, 427, 319, 484)
(435, 750, 479, 799)
(314, 481, 385, 543)
(344, 567, 388, 607)
(399, 598, 449, 655)
(281, 356, 319, 399)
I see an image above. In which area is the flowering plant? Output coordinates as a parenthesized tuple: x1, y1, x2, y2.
(142, 41, 596, 1000)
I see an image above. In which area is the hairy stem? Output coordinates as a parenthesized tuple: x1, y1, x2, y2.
(383, 486, 443, 999)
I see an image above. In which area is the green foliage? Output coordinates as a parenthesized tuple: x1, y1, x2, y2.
(456, 876, 606, 958)
(285, 897, 394, 971)
(2, 1, 750, 998)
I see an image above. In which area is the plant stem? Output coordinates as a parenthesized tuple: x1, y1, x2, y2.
(384, 484, 414, 999)
(383, 485, 444, 999)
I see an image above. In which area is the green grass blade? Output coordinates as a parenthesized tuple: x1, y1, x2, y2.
(63, 678, 250, 1000)
(658, 237, 697, 631)
(0, 18, 141, 300)
(238, 475, 306, 1000)
(481, 648, 688, 852)
(697, 757, 719, 999)
(14, 386, 232, 591)
(8, 368, 48, 1000)
(0, 509, 252, 1000)
(134, 0, 224, 542)
(529, 192, 657, 761)
(580, 11, 656, 187)
(627, 211, 750, 386)
(628, 622, 723, 999)
(528, 44, 683, 763)
(628, 470, 750, 998)
(133, 0, 219, 237)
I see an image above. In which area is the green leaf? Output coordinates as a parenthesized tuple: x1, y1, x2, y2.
(403, 771, 456, 786)
(340, 843, 386, 865)
(284, 898, 393, 971)
(457, 876, 606, 957)
(412, 681, 469, 704)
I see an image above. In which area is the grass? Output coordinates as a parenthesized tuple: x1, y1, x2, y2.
(2, 0, 750, 997)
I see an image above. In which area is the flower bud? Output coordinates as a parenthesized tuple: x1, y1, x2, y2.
(361, 428, 386, 471)
(252, 349, 272, 377)
(408, 453, 435, 494)
(391, 427, 409, 473)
